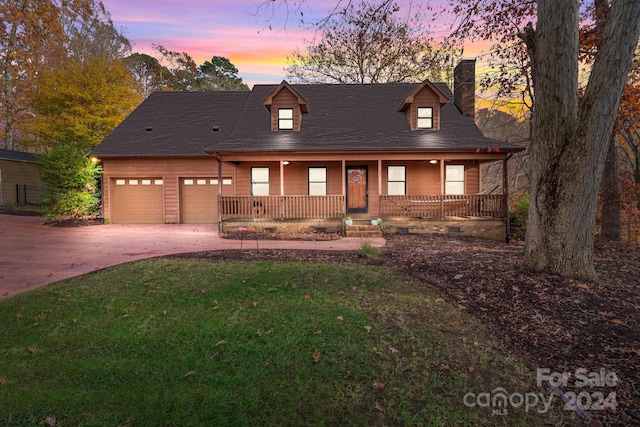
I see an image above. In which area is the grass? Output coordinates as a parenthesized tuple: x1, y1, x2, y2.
(0, 259, 579, 426)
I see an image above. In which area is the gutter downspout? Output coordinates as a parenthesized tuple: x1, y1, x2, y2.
(504, 152, 514, 244)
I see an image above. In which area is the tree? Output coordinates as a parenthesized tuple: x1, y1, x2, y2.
(446, 0, 640, 280)
(285, 0, 446, 84)
(525, 0, 640, 279)
(151, 46, 249, 92)
(40, 144, 102, 220)
(123, 53, 171, 97)
(1, 0, 131, 150)
(0, 0, 66, 150)
(199, 56, 249, 91)
(30, 58, 142, 149)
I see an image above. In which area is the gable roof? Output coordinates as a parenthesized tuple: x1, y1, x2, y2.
(0, 148, 39, 163)
(398, 80, 449, 112)
(93, 82, 519, 158)
(263, 80, 309, 113)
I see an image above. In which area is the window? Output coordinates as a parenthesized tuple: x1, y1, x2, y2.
(387, 165, 406, 195)
(308, 167, 327, 195)
(445, 165, 465, 195)
(251, 167, 270, 195)
(417, 107, 433, 129)
(278, 108, 294, 130)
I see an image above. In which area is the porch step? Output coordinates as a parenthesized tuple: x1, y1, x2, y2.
(345, 224, 383, 238)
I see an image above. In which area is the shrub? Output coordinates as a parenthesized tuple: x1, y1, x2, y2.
(510, 192, 529, 241)
(40, 145, 102, 221)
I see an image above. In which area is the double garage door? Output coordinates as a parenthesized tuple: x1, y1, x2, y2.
(111, 177, 231, 224)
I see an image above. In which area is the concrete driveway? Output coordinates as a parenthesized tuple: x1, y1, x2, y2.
(0, 214, 384, 299)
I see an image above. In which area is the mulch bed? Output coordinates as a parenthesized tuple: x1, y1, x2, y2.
(176, 233, 639, 426)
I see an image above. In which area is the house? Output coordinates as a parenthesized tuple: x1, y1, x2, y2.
(0, 149, 43, 206)
(92, 60, 521, 240)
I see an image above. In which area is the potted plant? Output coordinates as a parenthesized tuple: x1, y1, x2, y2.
(372, 218, 384, 229)
(344, 216, 353, 226)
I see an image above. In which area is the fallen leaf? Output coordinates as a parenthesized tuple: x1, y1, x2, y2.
(364, 325, 372, 333)
(209, 352, 219, 360)
(389, 346, 399, 353)
(374, 401, 385, 412)
(45, 416, 56, 426)
(261, 361, 270, 367)
(256, 330, 263, 337)
(373, 380, 385, 389)
(184, 370, 195, 377)
(313, 350, 321, 363)
(468, 365, 476, 373)
(473, 341, 479, 347)
(291, 283, 297, 289)
(252, 301, 257, 307)
(314, 329, 322, 334)
(336, 315, 344, 321)
(440, 363, 450, 371)
(337, 290, 345, 296)
(0, 377, 6, 384)
(304, 293, 311, 299)
(611, 319, 628, 326)
(216, 340, 225, 346)
(28, 346, 37, 354)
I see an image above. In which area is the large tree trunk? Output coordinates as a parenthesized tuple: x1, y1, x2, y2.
(601, 134, 622, 240)
(524, 0, 640, 280)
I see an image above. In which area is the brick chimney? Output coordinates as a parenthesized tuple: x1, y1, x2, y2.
(454, 59, 476, 117)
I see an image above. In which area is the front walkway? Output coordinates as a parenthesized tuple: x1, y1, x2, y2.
(0, 215, 385, 299)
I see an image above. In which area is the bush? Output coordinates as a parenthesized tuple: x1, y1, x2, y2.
(510, 192, 529, 241)
(40, 145, 102, 221)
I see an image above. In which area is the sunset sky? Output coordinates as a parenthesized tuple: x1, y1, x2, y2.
(100, 0, 488, 87)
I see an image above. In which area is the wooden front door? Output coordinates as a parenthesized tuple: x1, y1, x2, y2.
(346, 166, 368, 214)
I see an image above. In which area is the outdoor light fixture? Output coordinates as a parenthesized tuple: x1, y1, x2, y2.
(145, 126, 154, 132)
(429, 160, 438, 164)
(212, 125, 220, 131)
(283, 161, 290, 165)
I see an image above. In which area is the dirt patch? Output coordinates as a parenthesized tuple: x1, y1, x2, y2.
(172, 233, 639, 426)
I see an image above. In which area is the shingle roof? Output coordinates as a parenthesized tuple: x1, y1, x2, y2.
(92, 91, 250, 157)
(0, 148, 39, 162)
(93, 83, 519, 158)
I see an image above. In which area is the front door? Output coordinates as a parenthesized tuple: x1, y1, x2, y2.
(346, 166, 368, 214)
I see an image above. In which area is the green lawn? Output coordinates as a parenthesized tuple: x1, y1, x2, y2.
(0, 258, 579, 426)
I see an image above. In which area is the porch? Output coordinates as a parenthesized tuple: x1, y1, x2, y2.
(220, 194, 506, 220)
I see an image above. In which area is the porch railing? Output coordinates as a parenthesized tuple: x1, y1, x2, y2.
(221, 195, 345, 219)
(379, 195, 506, 218)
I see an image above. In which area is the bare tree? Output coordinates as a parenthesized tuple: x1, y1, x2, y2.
(286, 0, 447, 84)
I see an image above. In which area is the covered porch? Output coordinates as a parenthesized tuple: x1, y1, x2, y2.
(212, 151, 512, 240)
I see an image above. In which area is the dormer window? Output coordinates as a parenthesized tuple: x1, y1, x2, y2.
(278, 108, 294, 130)
(417, 107, 433, 129)
(264, 80, 309, 132)
(399, 80, 449, 131)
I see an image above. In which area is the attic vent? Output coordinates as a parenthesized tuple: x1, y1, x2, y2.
(212, 125, 220, 132)
(145, 126, 154, 132)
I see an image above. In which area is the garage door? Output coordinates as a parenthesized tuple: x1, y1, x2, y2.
(181, 178, 232, 223)
(112, 178, 164, 223)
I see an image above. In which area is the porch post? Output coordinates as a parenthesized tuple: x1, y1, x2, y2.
(378, 159, 382, 217)
(279, 161, 285, 196)
(503, 153, 513, 244)
(342, 160, 346, 215)
(440, 160, 445, 218)
(215, 153, 223, 232)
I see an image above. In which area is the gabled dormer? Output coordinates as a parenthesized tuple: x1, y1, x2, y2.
(398, 80, 449, 131)
(263, 80, 308, 131)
